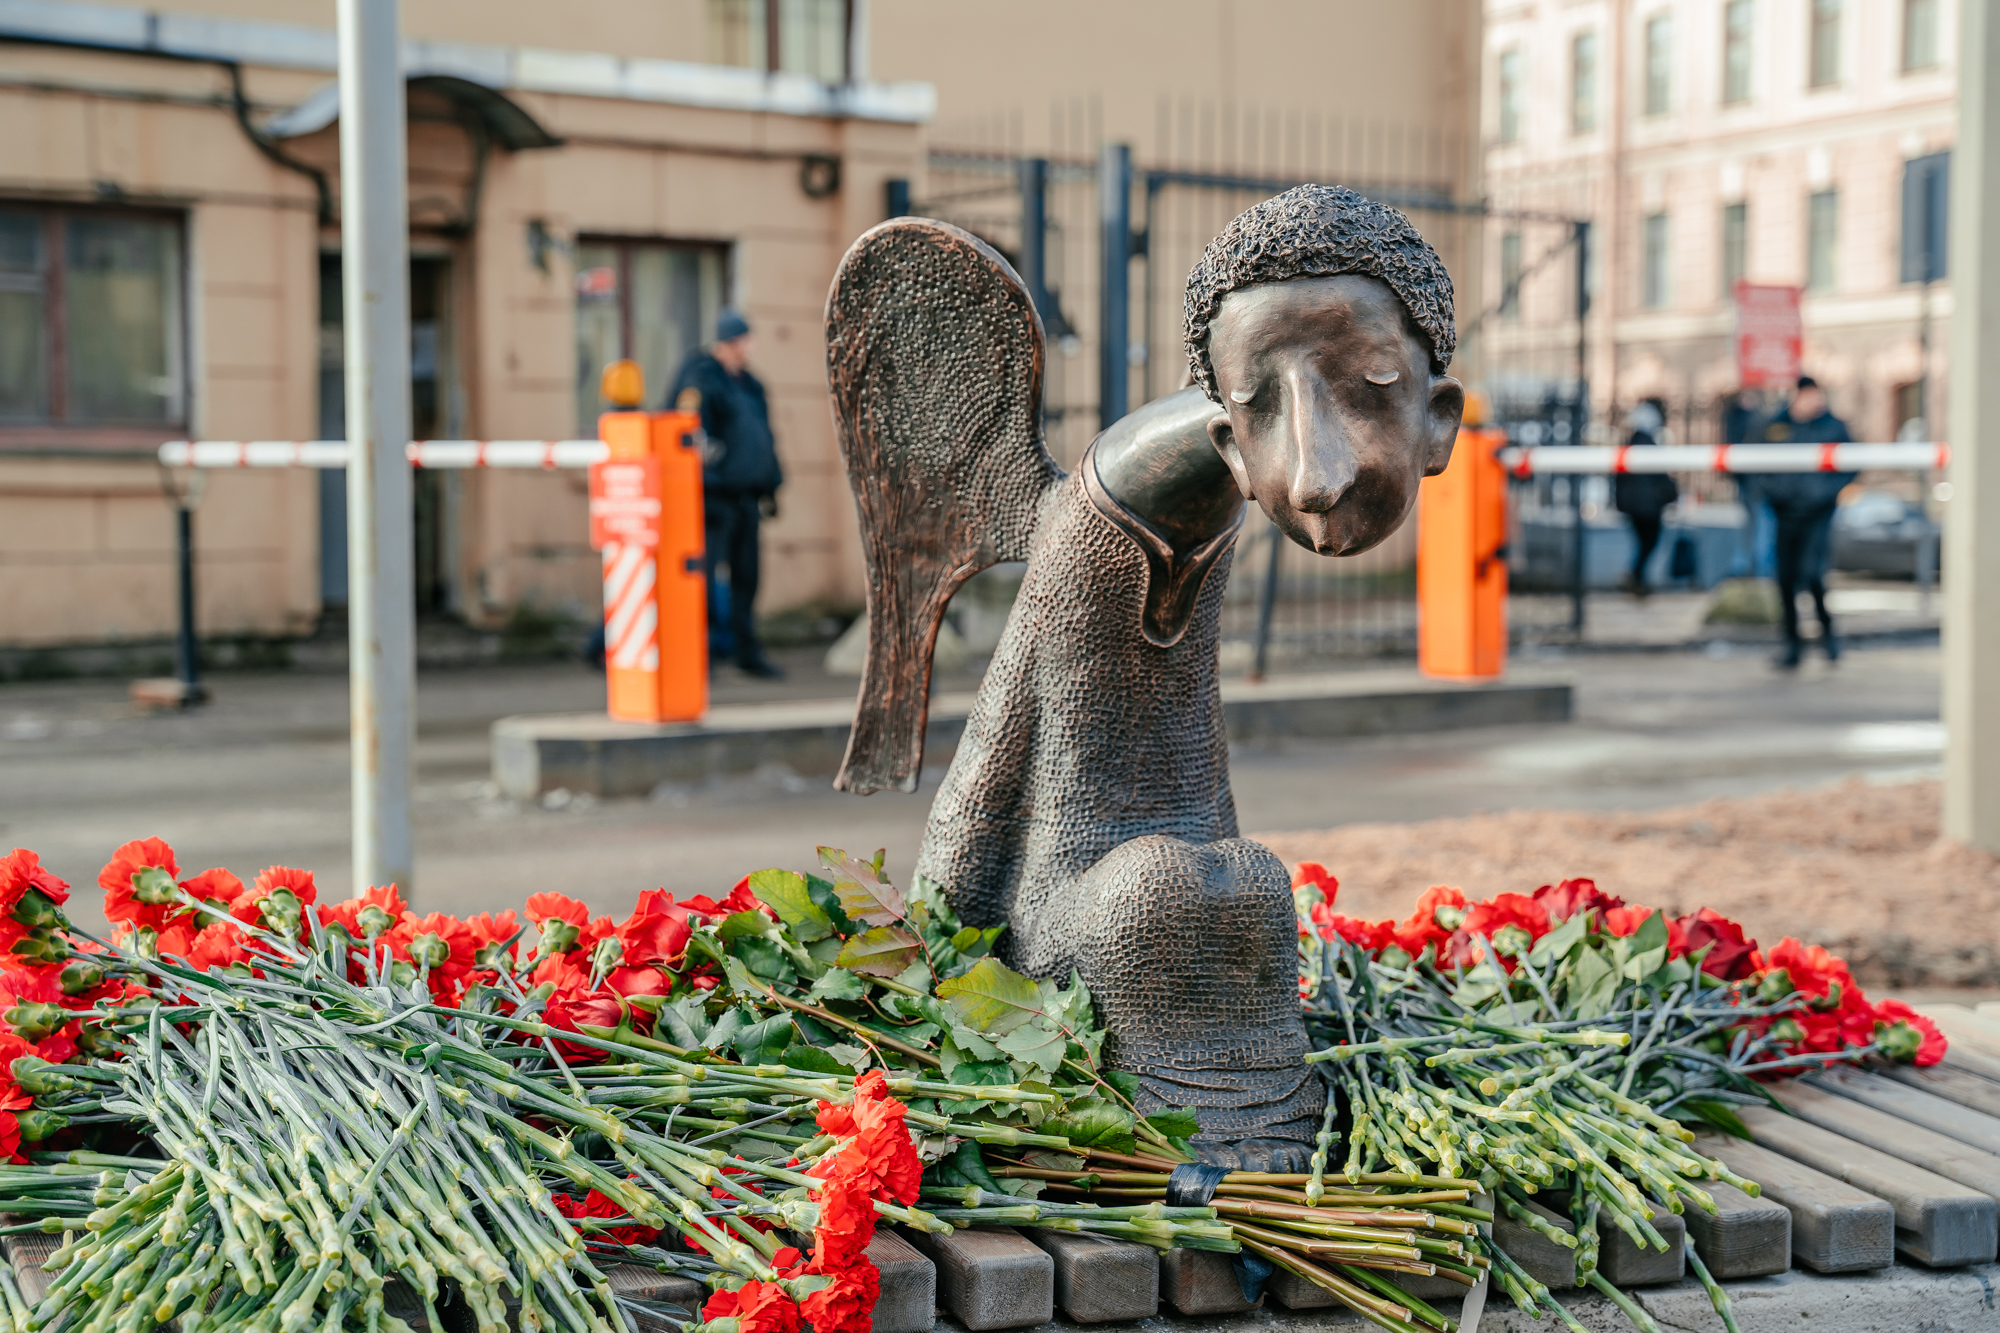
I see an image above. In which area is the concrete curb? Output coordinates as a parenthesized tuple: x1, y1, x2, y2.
(492, 673, 1574, 798)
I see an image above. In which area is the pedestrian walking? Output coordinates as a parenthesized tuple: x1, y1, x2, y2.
(1613, 399, 1678, 597)
(670, 309, 785, 679)
(1722, 388, 1775, 578)
(1756, 376, 1856, 669)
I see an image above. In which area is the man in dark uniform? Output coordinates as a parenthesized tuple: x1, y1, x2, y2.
(1613, 398, 1679, 597)
(1758, 376, 1856, 668)
(670, 309, 784, 678)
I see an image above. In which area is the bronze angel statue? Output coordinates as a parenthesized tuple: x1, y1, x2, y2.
(824, 185, 1464, 1169)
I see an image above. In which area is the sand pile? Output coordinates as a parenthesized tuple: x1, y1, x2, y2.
(1254, 777, 2000, 990)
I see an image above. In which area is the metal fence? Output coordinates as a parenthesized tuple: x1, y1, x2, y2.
(911, 107, 1487, 665)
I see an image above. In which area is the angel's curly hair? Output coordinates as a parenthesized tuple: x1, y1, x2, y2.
(1183, 185, 1456, 402)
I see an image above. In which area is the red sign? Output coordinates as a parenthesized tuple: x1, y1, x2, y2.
(588, 459, 662, 549)
(1734, 282, 1803, 388)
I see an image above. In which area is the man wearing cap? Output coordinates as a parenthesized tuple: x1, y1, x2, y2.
(670, 309, 785, 678)
(1756, 375, 1856, 669)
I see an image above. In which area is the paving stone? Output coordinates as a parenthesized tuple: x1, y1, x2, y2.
(1492, 1193, 1577, 1289)
(865, 1228, 938, 1333)
(1699, 1132, 1896, 1273)
(1023, 1229, 1156, 1322)
(1680, 1177, 1792, 1280)
(1159, 1246, 1261, 1315)
(1736, 1104, 1995, 1268)
(898, 1225, 1052, 1330)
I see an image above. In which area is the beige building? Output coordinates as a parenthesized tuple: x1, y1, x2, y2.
(0, 0, 1481, 657)
(1479, 0, 1956, 441)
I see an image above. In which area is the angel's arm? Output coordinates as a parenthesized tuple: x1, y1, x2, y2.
(1090, 387, 1244, 550)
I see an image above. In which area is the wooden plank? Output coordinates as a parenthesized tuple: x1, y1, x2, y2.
(1908, 1004, 2000, 1081)
(1159, 1247, 1260, 1316)
(1881, 1062, 2000, 1118)
(1023, 1229, 1158, 1323)
(1807, 1064, 2000, 1155)
(1493, 1194, 1576, 1289)
(1680, 1178, 1792, 1281)
(898, 1225, 1054, 1330)
(864, 1229, 939, 1333)
(1737, 1104, 1996, 1267)
(1695, 1132, 1896, 1273)
(1768, 1080, 2000, 1202)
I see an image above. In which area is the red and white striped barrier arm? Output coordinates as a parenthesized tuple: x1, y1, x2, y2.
(157, 440, 611, 469)
(1497, 441, 1949, 477)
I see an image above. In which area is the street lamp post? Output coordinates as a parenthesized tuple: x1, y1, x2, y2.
(336, 0, 417, 896)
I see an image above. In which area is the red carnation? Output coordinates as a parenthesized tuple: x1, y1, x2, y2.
(1392, 886, 1468, 962)
(0, 850, 69, 917)
(1291, 862, 1338, 895)
(812, 1071, 922, 1207)
(700, 1281, 802, 1333)
(798, 1258, 880, 1333)
(1463, 894, 1550, 948)
(551, 1188, 659, 1246)
(99, 838, 182, 930)
(1869, 999, 1947, 1066)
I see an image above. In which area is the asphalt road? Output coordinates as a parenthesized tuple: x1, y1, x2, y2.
(0, 641, 1941, 930)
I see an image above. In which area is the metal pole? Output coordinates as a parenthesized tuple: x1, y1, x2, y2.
(1571, 220, 1591, 635)
(1249, 521, 1282, 683)
(174, 502, 206, 706)
(1098, 142, 1132, 430)
(338, 0, 416, 896)
(1945, 0, 2000, 851)
(1018, 157, 1049, 319)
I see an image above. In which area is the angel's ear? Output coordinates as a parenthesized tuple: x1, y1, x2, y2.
(1424, 376, 1466, 477)
(1206, 411, 1255, 499)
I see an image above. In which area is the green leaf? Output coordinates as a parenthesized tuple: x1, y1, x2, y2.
(1623, 945, 1669, 983)
(729, 935, 796, 985)
(908, 872, 962, 933)
(1043, 970, 1096, 1033)
(807, 968, 869, 1004)
(707, 1006, 755, 1054)
(892, 959, 934, 995)
(731, 1013, 795, 1064)
(749, 869, 833, 943)
(717, 910, 771, 942)
(995, 1022, 1068, 1078)
(946, 1059, 1016, 1087)
(1673, 1099, 1753, 1140)
(935, 957, 1044, 1036)
(834, 926, 923, 978)
(950, 1139, 1004, 1192)
(1103, 1070, 1142, 1102)
(939, 1029, 1003, 1078)
(1529, 911, 1589, 965)
(659, 994, 711, 1048)
(1569, 944, 1620, 1019)
(804, 874, 858, 937)
(1144, 1107, 1201, 1140)
(1630, 909, 1671, 957)
(780, 1043, 854, 1076)
(1044, 1098, 1136, 1155)
(818, 847, 908, 926)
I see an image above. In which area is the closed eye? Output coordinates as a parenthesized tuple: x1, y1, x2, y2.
(1365, 370, 1400, 386)
(1228, 387, 1256, 404)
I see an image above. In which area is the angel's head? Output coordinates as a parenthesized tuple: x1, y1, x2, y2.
(1184, 186, 1464, 556)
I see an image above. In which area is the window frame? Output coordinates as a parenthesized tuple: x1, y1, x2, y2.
(1499, 231, 1524, 321)
(572, 234, 735, 434)
(1722, 0, 1754, 105)
(1644, 13, 1674, 117)
(1642, 212, 1672, 309)
(1571, 29, 1599, 134)
(1720, 201, 1748, 298)
(1902, 0, 1939, 72)
(1809, 0, 1842, 89)
(707, 0, 853, 83)
(1497, 45, 1526, 145)
(1806, 188, 1839, 293)
(0, 200, 189, 452)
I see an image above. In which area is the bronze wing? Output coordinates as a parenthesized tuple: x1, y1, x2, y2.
(825, 218, 1064, 794)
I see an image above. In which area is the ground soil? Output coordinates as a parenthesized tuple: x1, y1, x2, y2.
(1254, 777, 2000, 991)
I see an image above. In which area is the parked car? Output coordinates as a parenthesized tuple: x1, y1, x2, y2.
(1832, 488, 1941, 579)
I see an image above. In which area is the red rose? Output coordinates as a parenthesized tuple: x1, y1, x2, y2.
(1676, 907, 1757, 981)
(615, 889, 695, 969)
(1532, 877, 1623, 922)
(1600, 905, 1653, 938)
(679, 876, 773, 921)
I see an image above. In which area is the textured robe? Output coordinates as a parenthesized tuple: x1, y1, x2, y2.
(916, 443, 1320, 1147)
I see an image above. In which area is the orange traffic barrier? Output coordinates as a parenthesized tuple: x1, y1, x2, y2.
(1417, 426, 1509, 679)
(591, 363, 707, 723)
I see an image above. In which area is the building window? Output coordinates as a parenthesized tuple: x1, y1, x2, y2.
(1644, 14, 1673, 115)
(1807, 189, 1839, 292)
(574, 240, 729, 435)
(1498, 46, 1525, 144)
(707, 0, 849, 82)
(1571, 31, 1599, 133)
(0, 205, 185, 430)
(1643, 212, 1671, 308)
(1810, 0, 1842, 88)
(1721, 202, 1748, 296)
(1723, 0, 1754, 104)
(1904, 0, 1939, 71)
(1499, 231, 1524, 320)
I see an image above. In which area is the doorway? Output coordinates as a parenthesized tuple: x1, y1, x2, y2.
(317, 252, 460, 618)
